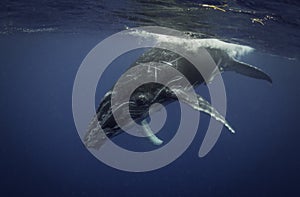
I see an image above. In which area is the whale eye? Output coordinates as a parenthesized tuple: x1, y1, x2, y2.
(136, 94, 148, 106)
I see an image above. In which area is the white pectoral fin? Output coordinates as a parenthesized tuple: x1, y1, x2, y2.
(196, 95, 235, 133)
(178, 91, 235, 133)
(141, 120, 163, 145)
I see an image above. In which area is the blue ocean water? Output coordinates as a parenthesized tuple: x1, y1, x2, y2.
(0, 0, 299, 196)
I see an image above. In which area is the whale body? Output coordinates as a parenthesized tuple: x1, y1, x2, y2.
(84, 32, 272, 149)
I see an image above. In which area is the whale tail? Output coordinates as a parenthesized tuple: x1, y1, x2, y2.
(226, 59, 272, 83)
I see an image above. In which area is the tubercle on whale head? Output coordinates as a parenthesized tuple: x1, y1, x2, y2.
(84, 115, 107, 149)
(84, 82, 171, 149)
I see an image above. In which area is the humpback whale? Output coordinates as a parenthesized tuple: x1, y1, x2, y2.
(84, 31, 272, 149)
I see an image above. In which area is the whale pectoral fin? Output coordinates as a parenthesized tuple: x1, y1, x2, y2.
(226, 59, 272, 83)
(141, 119, 163, 145)
(195, 95, 235, 133)
(175, 90, 235, 133)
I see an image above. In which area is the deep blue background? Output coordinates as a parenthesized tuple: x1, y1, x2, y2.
(1, 0, 300, 196)
(0, 31, 299, 197)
